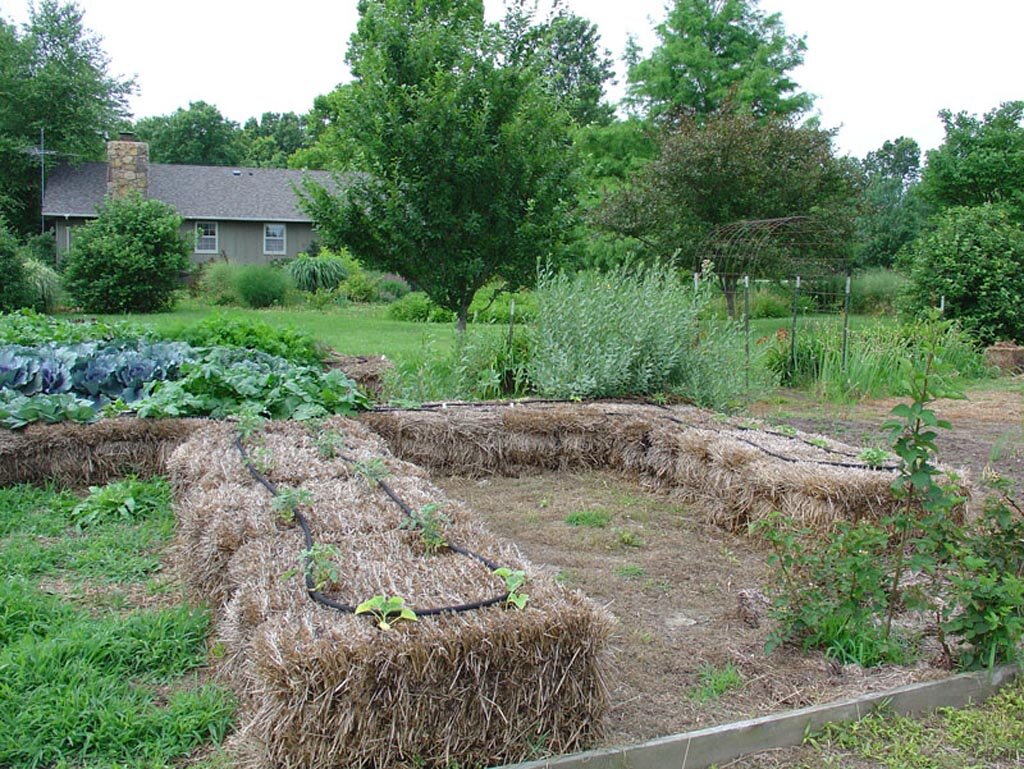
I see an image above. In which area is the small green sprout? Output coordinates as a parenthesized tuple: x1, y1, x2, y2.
(857, 447, 892, 468)
(271, 486, 313, 524)
(399, 502, 450, 554)
(353, 458, 389, 485)
(355, 595, 418, 630)
(494, 567, 529, 610)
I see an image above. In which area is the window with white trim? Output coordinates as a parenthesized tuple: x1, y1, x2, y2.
(263, 223, 286, 255)
(195, 221, 218, 253)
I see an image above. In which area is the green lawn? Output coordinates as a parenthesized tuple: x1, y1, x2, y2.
(86, 299, 491, 362)
(0, 479, 234, 768)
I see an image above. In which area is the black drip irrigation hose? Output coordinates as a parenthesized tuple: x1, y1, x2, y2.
(371, 398, 900, 472)
(234, 436, 509, 616)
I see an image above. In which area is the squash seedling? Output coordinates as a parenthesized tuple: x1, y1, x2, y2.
(356, 595, 418, 630)
(494, 567, 529, 609)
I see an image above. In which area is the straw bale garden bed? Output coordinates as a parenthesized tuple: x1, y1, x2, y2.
(2, 312, 1022, 768)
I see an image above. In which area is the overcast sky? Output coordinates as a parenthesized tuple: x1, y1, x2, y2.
(2, 0, 1021, 158)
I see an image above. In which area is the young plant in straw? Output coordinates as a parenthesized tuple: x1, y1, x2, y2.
(355, 595, 418, 630)
(271, 487, 313, 525)
(352, 458, 389, 486)
(494, 567, 529, 609)
(399, 502, 450, 554)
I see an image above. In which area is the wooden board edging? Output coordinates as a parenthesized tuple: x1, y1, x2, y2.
(496, 665, 1016, 769)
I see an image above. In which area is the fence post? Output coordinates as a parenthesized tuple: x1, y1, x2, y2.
(693, 272, 700, 308)
(743, 275, 751, 392)
(789, 276, 801, 382)
(507, 298, 516, 352)
(841, 274, 852, 374)
(939, 295, 946, 315)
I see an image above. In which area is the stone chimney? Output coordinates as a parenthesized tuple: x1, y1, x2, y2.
(106, 132, 149, 198)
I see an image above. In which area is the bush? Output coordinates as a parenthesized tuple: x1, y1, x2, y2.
(387, 292, 455, 323)
(468, 286, 537, 324)
(0, 222, 32, 312)
(376, 273, 411, 302)
(63, 195, 191, 313)
(385, 330, 530, 403)
(170, 314, 323, 365)
(21, 259, 61, 313)
(341, 270, 381, 303)
(287, 252, 349, 293)
(196, 262, 241, 305)
(901, 204, 1024, 343)
(528, 263, 762, 409)
(235, 265, 291, 309)
(850, 268, 906, 315)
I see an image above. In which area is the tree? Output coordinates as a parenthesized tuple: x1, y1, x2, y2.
(501, 0, 615, 126)
(920, 101, 1024, 223)
(63, 195, 191, 313)
(625, 0, 811, 123)
(300, 0, 579, 331)
(854, 136, 929, 268)
(900, 204, 1024, 344)
(240, 111, 310, 167)
(0, 1, 133, 233)
(597, 109, 859, 312)
(134, 101, 243, 166)
(288, 85, 362, 170)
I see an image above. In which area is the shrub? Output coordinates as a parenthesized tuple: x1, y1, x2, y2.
(341, 270, 381, 303)
(901, 204, 1024, 343)
(528, 263, 761, 409)
(385, 330, 530, 403)
(196, 262, 241, 305)
(170, 314, 323, 365)
(376, 273, 411, 302)
(287, 252, 349, 293)
(0, 222, 32, 312)
(235, 265, 291, 308)
(468, 286, 537, 324)
(387, 292, 455, 323)
(21, 259, 61, 313)
(63, 195, 191, 313)
(850, 268, 906, 315)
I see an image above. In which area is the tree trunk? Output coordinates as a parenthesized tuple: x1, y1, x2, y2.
(720, 274, 739, 318)
(456, 307, 468, 334)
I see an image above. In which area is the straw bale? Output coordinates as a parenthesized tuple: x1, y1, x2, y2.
(0, 417, 205, 487)
(362, 401, 969, 532)
(170, 416, 614, 768)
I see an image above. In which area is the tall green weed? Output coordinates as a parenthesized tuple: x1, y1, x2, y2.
(529, 263, 764, 409)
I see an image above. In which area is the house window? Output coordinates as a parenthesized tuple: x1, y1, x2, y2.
(195, 221, 218, 254)
(263, 223, 286, 255)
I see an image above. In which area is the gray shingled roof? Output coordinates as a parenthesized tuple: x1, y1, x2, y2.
(42, 162, 338, 221)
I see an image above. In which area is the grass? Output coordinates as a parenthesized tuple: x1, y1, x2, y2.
(564, 508, 612, 528)
(84, 298, 478, 362)
(0, 480, 234, 768)
(690, 663, 743, 702)
(797, 678, 1024, 768)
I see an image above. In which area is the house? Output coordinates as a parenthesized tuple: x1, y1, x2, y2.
(41, 134, 334, 264)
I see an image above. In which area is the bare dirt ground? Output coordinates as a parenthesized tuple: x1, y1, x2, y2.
(434, 381, 1023, 753)
(436, 471, 942, 749)
(754, 381, 1024, 498)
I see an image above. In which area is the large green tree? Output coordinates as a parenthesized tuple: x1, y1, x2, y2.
(0, 1, 133, 233)
(134, 101, 243, 166)
(240, 111, 310, 168)
(597, 109, 859, 312)
(854, 136, 929, 268)
(501, 0, 615, 126)
(920, 101, 1024, 223)
(625, 0, 811, 122)
(300, 0, 579, 330)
